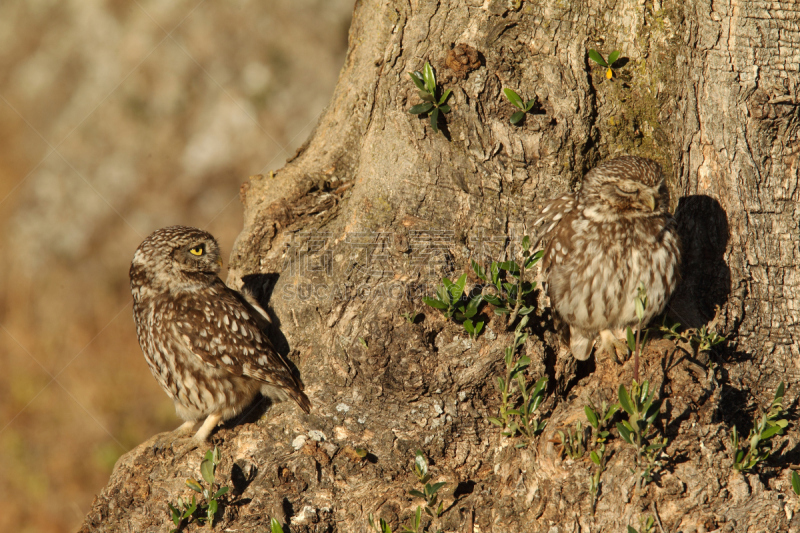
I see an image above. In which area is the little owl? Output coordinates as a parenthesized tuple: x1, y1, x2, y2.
(130, 226, 311, 442)
(534, 156, 681, 361)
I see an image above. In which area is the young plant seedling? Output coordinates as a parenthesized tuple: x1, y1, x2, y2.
(463, 317, 483, 340)
(503, 88, 537, 124)
(408, 62, 452, 134)
(488, 320, 530, 430)
(401, 310, 420, 324)
(692, 324, 726, 353)
(423, 273, 485, 340)
(625, 282, 650, 383)
(588, 440, 607, 513)
(270, 518, 286, 533)
(628, 516, 655, 533)
(585, 401, 619, 447)
(509, 372, 548, 448)
(471, 235, 543, 328)
(791, 470, 800, 498)
(731, 382, 788, 472)
(554, 421, 587, 460)
(660, 319, 727, 362)
(583, 401, 618, 512)
(588, 49, 621, 79)
(369, 514, 394, 533)
(409, 451, 447, 521)
(168, 447, 230, 532)
(369, 451, 448, 533)
(168, 495, 198, 533)
(487, 316, 548, 448)
(617, 380, 667, 491)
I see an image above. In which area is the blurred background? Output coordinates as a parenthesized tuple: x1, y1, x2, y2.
(0, 1, 353, 531)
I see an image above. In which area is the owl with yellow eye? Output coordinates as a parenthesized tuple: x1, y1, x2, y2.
(130, 225, 310, 442)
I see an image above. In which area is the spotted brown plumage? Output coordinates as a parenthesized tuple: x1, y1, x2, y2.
(130, 225, 310, 442)
(533, 157, 681, 362)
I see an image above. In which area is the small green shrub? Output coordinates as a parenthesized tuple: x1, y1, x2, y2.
(168, 447, 230, 532)
(555, 421, 586, 460)
(408, 451, 446, 524)
(692, 324, 726, 353)
(368, 514, 393, 533)
(551, 401, 617, 513)
(625, 282, 650, 382)
(585, 401, 619, 447)
(731, 382, 788, 472)
(401, 310, 420, 323)
(422, 236, 542, 338)
(408, 62, 452, 134)
(585, 401, 617, 512)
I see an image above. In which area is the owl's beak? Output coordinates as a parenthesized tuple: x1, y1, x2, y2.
(641, 191, 656, 211)
(216, 256, 223, 267)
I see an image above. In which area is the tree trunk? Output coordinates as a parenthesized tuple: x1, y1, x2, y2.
(82, 0, 800, 532)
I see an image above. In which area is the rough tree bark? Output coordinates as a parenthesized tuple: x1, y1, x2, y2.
(82, 0, 800, 532)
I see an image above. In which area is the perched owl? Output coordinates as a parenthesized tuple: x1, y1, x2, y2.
(534, 157, 681, 361)
(130, 226, 311, 442)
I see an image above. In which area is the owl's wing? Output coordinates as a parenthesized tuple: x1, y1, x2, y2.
(172, 279, 311, 413)
(533, 193, 580, 318)
(531, 193, 577, 248)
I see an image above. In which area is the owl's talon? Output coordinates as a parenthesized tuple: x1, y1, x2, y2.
(599, 330, 628, 364)
(171, 436, 200, 460)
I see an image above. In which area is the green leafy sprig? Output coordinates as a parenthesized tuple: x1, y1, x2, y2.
(660, 319, 726, 361)
(471, 235, 543, 327)
(617, 380, 667, 489)
(370, 451, 447, 533)
(168, 447, 230, 532)
(488, 317, 548, 448)
(731, 382, 788, 472)
(627, 516, 655, 533)
(408, 62, 452, 134)
(422, 273, 484, 339)
(625, 282, 650, 382)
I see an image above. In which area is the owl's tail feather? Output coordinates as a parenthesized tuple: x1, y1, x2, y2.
(290, 389, 312, 414)
(261, 383, 312, 413)
(569, 329, 593, 361)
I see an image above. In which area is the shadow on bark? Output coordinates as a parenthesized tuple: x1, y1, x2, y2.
(241, 272, 291, 355)
(669, 195, 731, 328)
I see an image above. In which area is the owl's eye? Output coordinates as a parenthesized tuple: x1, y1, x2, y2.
(615, 184, 638, 195)
(189, 245, 205, 256)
